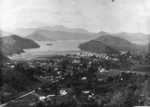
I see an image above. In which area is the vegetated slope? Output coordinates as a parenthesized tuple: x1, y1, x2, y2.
(0, 35, 40, 55)
(79, 40, 120, 54)
(0, 50, 10, 62)
(94, 31, 150, 42)
(96, 35, 140, 52)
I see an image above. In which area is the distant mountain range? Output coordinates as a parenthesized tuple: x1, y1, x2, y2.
(0, 35, 40, 55)
(3, 25, 150, 43)
(26, 32, 54, 41)
(42, 25, 92, 34)
(9, 25, 92, 36)
(26, 26, 150, 42)
(26, 30, 98, 41)
(93, 31, 150, 42)
(79, 35, 147, 54)
(114, 32, 150, 41)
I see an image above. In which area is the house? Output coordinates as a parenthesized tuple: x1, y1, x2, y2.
(99, 68, 108, 73)
(58, 85, 75, 95)
(82, 91, 90, 94)
(39, 96, 46, 102)
(60, 90, 67, 96)
(11, 65, 15, 68)
(81, 77, 87, 81)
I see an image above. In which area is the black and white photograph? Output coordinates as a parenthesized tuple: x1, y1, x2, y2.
(0, 0, 150, 107)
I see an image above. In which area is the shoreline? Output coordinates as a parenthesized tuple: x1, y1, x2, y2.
(8, 50, 82, 61)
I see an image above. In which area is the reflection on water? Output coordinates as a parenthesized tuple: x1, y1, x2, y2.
(24, 40, 88, 52)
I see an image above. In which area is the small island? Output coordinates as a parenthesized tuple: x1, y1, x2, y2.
(46, 43, 53, 45)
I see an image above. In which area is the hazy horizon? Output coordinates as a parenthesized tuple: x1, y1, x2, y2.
(2, 24, 150, 34)
(1, 0, 150, 34)
(2, 25, 150, 35)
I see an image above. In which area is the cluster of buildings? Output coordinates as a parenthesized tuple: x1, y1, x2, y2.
(1, 52, 139, 106)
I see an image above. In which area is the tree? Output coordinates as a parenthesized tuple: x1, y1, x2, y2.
(107, 91, 124, 107)
(141, 80, 150, 106)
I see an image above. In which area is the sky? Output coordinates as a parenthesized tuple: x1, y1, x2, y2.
(0, 0, 150, 33)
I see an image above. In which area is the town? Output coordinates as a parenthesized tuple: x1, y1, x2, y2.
(1, 0, 150, 107)
(1, 51, 150, 107)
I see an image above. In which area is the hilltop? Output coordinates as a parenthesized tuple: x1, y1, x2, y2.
(96, 35, 138, 51)
(79, 40, 120, 54)
(78, 35, 147, 54)
(0, 35, 40, 55)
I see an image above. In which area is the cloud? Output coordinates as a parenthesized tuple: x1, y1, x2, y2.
(1, 0, 150, 33)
